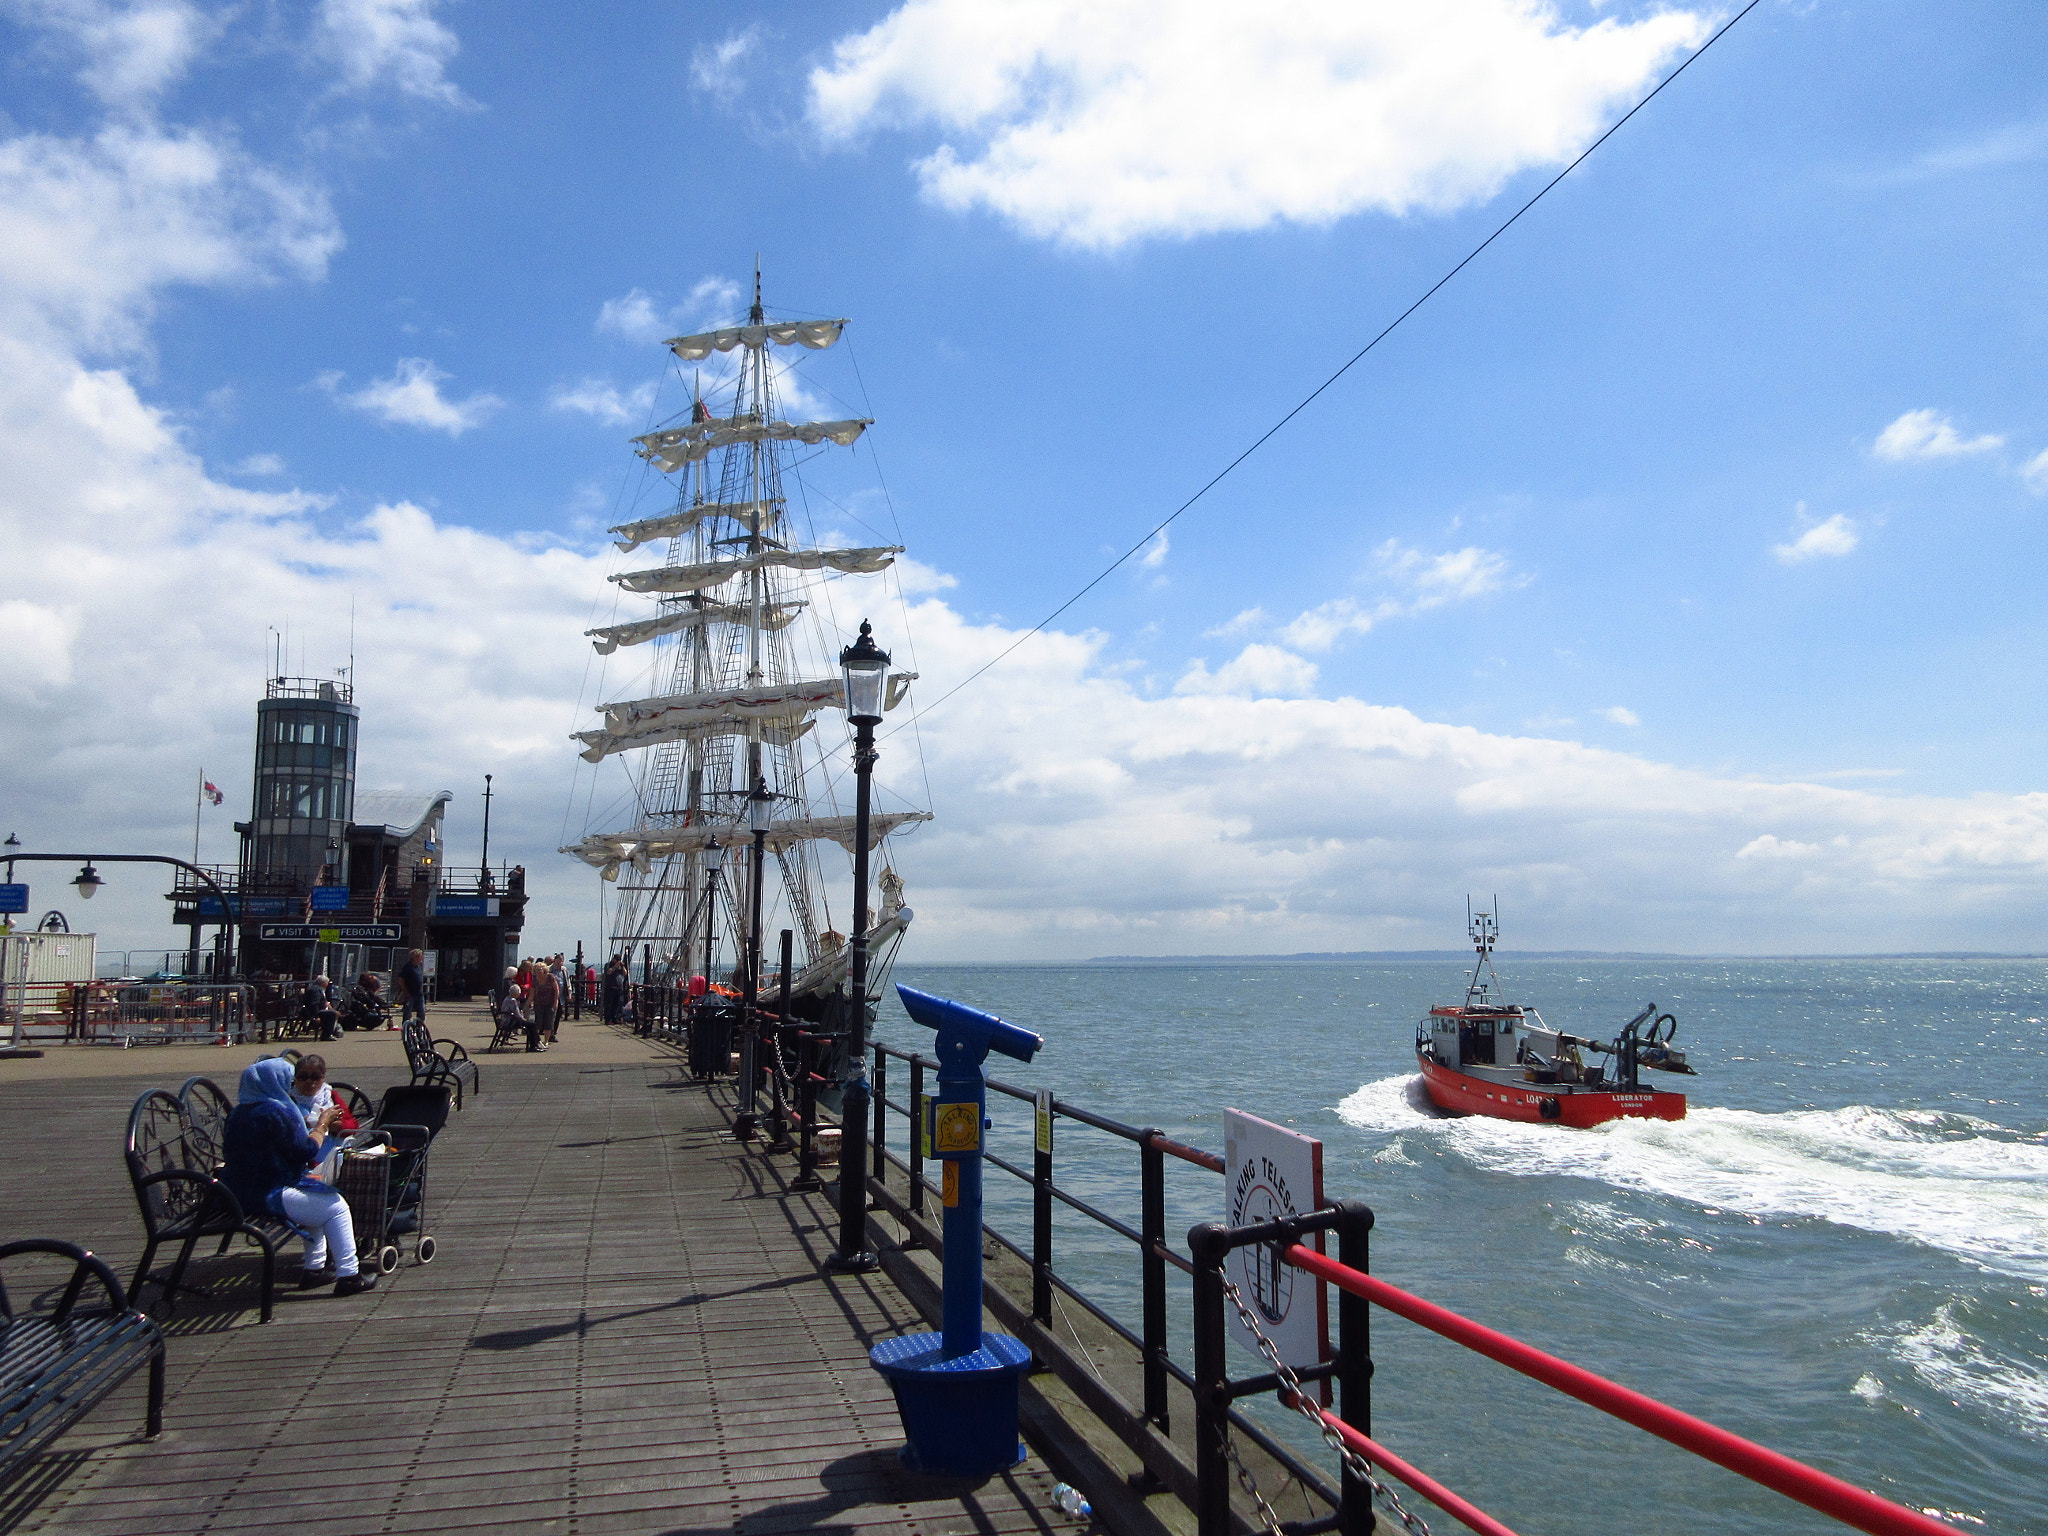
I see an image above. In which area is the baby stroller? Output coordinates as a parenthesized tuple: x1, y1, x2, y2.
(333, 1084, 451, 1275)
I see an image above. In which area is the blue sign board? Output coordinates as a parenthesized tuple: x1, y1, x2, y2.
(310, 886, 351, 912)
(0, 884, 28, 915)
(431, 894, 497, 918)
(191, 896, 292, 919)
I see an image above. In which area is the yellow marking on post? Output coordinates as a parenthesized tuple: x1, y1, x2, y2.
(918, 1093, 931, 1157)
(934, 1102, 980, 1154)
(942, 1160, 959, 1208)
(1034, 1089, 1052, 1155)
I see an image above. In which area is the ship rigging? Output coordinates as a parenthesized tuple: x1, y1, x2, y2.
(561, 274, 930, 1018)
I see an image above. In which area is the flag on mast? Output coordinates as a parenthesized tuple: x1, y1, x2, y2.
(203, 781, 224, 806)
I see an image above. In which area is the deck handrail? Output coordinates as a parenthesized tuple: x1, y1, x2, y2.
(1284, 1244, 1956, 1536)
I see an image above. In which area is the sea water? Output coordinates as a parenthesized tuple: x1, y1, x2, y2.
(882, 958, 2048, 1536)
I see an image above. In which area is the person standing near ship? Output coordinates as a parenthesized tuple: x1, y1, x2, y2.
(602, 955, 628, 1026)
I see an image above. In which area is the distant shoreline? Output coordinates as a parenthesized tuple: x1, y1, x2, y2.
(901, 951, 2048, 966)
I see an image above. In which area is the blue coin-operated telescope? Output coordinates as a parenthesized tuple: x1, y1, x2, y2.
(867, 985, 1043, 1476)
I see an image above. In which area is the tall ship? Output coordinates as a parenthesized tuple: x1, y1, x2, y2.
(560, 274, 930, 1037)
(1414, 904, 1697, 1125)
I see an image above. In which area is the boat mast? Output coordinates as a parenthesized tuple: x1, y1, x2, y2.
(1466, 896, 1503, 1006)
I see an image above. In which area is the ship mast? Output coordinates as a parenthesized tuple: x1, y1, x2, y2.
(565, 275, 930, 1000)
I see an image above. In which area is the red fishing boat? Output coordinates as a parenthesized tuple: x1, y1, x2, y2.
(1415, 905, 1696, 1127)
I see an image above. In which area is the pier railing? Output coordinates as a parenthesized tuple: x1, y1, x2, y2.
(854, 1035, 1960, 1536)
(630, 994, 1960, 1536)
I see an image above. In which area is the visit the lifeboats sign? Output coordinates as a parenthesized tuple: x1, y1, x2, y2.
(1223, 1109, 1329, 1371)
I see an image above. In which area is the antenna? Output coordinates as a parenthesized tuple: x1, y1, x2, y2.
(1464, 895, 1503, 1006)
(751, 255, 763, 324)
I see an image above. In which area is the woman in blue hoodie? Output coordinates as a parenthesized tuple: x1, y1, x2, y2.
(221, 1057, 376, 1296)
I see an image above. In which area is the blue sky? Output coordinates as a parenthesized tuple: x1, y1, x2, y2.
(3, 0, 2047, 959)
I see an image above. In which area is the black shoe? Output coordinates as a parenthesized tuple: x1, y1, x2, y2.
(296, 1267, 336, 1291)
(333, 1272, 378, 1297)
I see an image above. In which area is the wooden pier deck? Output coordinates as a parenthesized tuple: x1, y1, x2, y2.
(0, 1015, 1090, 1536)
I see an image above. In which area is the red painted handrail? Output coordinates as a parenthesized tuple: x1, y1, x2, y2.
(1309, 1408, 1522, 1536)
(1285, 1245, 1956, 1536)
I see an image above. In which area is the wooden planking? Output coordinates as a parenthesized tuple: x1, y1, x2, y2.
(0, 1052, 1084, 1536)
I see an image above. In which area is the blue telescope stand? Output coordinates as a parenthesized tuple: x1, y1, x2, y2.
(867, 986, 1043, 1476)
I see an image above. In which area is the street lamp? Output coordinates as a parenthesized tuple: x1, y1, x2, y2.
(700, 836, 725, 988)
(825, 620, 887, 1273)
(71, 865, 104, 900)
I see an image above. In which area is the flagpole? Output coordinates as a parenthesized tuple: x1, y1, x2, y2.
(194, 768, 204, 864)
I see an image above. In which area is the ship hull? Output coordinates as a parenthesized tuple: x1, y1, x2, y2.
(1416, 1053, 1685, 1126)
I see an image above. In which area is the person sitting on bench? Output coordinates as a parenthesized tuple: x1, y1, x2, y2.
(221, 1058, 376, 1296)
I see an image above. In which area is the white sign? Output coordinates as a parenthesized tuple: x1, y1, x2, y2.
(1224, 1108, 1328, 1370)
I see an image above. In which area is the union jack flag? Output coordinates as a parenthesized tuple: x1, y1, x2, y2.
(203, 782, 224, 806)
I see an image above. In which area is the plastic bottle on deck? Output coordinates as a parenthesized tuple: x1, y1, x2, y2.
(1051, 1482, 1091, 1518)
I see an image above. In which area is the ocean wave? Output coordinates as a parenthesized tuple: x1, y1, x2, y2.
(1876, 1302, 2048, 1442)
(1335, 1076, 2048, 1281)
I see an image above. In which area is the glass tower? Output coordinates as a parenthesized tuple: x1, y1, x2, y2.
(248, 678, 359, 887)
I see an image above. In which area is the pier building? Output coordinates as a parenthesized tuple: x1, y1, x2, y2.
(167, 676, 524, 992)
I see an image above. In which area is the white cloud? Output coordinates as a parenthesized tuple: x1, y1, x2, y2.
(845, 598, 2048, 959)
(691, 26, 762, 102)
(229, 452, 285, 475)
(316, 0, 468, 105)
(2022, 449, 2048, 496)
(550, 377, 656, 428)
(1598, 706, 1639, 727)
(320, 357, 503, 436)
(810, 0, 1710, 249)
(0, 124, 341, 354)
(1774, 510, 1859, 565)
(1872, 408, 2003, 462)
(597, 278, 744, 345)
(9, 0, 217, 110)
(1204, 606, 1266, 638)
(1276, 540, 1513, 651)
(1139, 527, 1169, 571)
(1173, 642, 1318, 698)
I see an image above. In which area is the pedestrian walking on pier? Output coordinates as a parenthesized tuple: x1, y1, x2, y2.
(397, 948, 426, 1029)
(531, 959, 560, 1048)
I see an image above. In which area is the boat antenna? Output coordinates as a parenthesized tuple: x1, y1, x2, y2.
(750, 255, 763, 324)
(1466, 896, 1503, 1006)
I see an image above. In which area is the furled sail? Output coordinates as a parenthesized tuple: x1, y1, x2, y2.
(574, 714, 817, 762)
(610, 545, 902, 596)
(664, 319, 846, 360)
(561, 811, 932, 879)
(609, 500, 780, 552)
(584, 601, 804, 655)
(636, 418, 871, 473)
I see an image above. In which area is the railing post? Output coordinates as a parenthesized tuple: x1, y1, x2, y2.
(872, 1044, 887, 1181)
(1141, 1131, 1169, 1429)
(765, 930, 793, 1152)
(792, 1032, 822, 1192)
(909, 1056, 925, 1216)
(1187, 1221, 1233, 1536)
(1032, 1089, 1052, 1324)
(1335, 1198, 1376, 1536)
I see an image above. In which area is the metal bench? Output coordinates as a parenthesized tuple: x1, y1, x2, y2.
(124, 1090, 282, 1325)
(0, 1240, 166, 1486)
(400, 1018, 478, 1108)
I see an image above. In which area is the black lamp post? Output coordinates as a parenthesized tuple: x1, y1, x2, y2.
(0, 853, 236, 976)
(480, 774, 493, 885)
(739, 780, 774, 1117)
(825, 620, 887, 1274)
(699, 837, 724, 987)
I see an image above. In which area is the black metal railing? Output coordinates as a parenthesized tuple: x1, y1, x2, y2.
(866, 1035, 1344, 1527)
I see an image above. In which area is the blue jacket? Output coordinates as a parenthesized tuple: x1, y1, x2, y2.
(220, 1099, 321, 1217)
(397, 959, 425, 1002)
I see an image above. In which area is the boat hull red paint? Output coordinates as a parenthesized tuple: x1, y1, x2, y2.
(1417, 1054, 1685, 1127)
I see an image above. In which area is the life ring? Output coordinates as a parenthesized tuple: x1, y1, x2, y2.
(1538, 1096, 1563, 1121)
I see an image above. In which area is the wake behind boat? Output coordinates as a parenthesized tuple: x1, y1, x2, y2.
(1414, 904, 1697, 1126)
